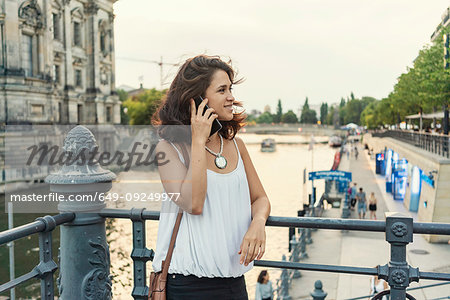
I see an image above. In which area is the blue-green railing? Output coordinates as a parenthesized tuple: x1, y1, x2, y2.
(1, 209, 450, 299)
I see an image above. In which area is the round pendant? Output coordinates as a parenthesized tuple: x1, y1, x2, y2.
(214, 155, 227, 169)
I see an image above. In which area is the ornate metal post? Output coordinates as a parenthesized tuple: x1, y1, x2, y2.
(310, 280, 327, 300)
(278, 255, 292, 300)
(378, 213, 419, 300)
(305, 207, 313, 244)
(298, 228, 308, 259)
(341, 183, 350, 219)
(46, 126, 116, 299)
(289, 236, 302, 278)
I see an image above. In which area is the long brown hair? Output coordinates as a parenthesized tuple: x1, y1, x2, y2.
(257, 270, 268, 284)
(152, 55, 246, 141)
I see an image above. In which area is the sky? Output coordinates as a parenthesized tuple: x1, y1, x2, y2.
(113, 0, 450, 113)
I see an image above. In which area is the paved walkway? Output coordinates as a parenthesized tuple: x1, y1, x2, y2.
(289, 144, 450, 299)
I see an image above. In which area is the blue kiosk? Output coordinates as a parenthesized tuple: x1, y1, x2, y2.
(376, 152, 386, 175)
(392, 158, 408, 201)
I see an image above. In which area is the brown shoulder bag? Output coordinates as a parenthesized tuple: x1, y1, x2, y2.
(148, 142, 189, 300)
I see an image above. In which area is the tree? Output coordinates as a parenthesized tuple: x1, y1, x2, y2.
(350, 92, 355, 100)
(365, 27, 450, 128)
(339, 97, 346, 125)
(320, 102, 328, 125)
(281, 110, 298, 123)
(122, 88, 165, 125)
(117, 89, 130, 125)
(273, 99, 283, 123)
(326, 106, 335, 125)
(300, 97, 317, 124)
(256, 111, 273, 124)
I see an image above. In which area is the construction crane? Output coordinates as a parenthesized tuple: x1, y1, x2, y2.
(116, 56, 179, 90)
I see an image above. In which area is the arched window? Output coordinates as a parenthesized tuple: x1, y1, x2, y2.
(98, 19, 111, 57)
(71, 7, 85, 48)
(18, 0, 44, 77)
(51, 0, 63, 40)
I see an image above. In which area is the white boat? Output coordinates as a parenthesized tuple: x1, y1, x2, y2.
(261, 138, 276, 152)
(328, 135, 342, 147)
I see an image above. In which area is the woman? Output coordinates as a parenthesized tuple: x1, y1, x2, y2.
(368, 192, 377, 220)
(255, 270, 274, 300)
(151, 55, 271, 299)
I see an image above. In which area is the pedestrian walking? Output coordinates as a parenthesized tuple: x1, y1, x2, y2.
(356, 187, 367, 219)
(150, 55, 271, 300)
(354, 146, 359, 160)
(350, 183, 357, 211)
(368, 192, 377, 220)
(255, 270, 274, 300)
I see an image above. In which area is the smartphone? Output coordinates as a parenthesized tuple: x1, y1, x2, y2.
(193, 96, 223, 137)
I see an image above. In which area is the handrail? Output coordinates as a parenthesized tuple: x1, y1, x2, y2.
(371, 130, 450, 158)
(0, 212, 75, 246)
(1, 208, 449, 299)
(345, 281, 450, 300)
(100, 210, 450, 235)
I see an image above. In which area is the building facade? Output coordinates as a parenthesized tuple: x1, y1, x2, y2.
(0, 0, 120, 125)
(430, 6, 449, 42)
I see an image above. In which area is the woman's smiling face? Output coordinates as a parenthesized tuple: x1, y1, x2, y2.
(204, 69, 235, 121)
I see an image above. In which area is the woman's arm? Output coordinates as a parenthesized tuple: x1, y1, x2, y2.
(255, 282, 262, 300)
(235, 137, 271, 266)
(155, 98, 217, 215)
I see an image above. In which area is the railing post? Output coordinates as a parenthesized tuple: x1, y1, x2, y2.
(278, 255, 292, 300)
(289, 236, 302, 278)
(130, 208, 154, 299)
(310, 280, 327, 300)
(35, 216, 58, 300)
(379, 213, 419, 300)
(298, 228, 308, 259)
(341, 189, 350, 219)
(46, 126, 116, 299)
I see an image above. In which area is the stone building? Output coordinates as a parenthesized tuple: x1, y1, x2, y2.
(0, 0, 120, 125)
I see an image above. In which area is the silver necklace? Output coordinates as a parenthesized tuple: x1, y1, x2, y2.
(205, 134, 227, 169)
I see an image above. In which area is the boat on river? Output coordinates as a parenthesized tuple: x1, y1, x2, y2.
(261, 138, 276, 152)
(328, 135, 342, 147)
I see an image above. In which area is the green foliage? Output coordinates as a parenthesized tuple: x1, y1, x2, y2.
(281, 110, 298, 123)
(326, 106, 335, 125)
(320, 102, 328, 124)
(245, 113, 257, 122)
(117, 89, 130, 125)
(360, 28, 450, 128)
(122, 88, 166, 125)
(256, 111, 274, 124)
(300, 97, 318, 124)
(273, 99, 283, 123)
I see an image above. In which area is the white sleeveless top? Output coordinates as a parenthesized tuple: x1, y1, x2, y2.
(152, 138, 254, 277)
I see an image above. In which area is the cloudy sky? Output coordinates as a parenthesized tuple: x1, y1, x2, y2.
(113, 0, 449, 113)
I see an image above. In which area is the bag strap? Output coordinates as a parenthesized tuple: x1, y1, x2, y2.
(160, 142, 190, 279)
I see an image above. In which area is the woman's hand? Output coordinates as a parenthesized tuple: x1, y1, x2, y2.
(238, 218, 266, 266)
(190, 98, 218, 145)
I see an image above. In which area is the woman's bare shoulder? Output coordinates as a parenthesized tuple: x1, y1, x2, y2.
(155, 140, 179, 159)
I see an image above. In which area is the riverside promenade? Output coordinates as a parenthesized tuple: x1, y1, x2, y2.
(288, 143, 450, 299)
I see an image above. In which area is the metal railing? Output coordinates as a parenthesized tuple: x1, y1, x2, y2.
(372, 130, 450, 158)
(347, 281, 450, 300)
(0, 213, 75, 298)
(1, 209, 450, 299)
(1, 125, 449, 300)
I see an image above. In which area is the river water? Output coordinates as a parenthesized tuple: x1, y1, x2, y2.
(0, 133, 336, 299)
